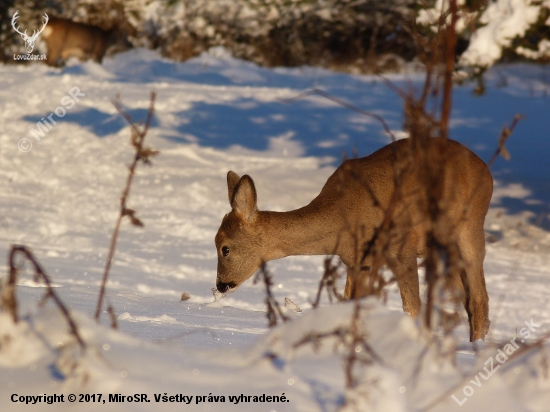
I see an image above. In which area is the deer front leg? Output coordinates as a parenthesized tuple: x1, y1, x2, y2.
(344, 266, 371, 299)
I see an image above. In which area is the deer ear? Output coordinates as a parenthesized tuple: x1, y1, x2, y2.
(231, 175, 257, 222)
(227, 171, 240, 205)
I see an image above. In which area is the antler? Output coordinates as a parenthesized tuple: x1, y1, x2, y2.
(29, 13, 49, 41)
(11, 10, 26, 37)
(11, 11, 48, 41)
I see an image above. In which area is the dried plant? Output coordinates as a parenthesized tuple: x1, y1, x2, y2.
(285, 301, 384, 406)
(311, 256, 345, 308)
(254, 263, 289, 327)
(487, 114, 524, 168)
(402, 1, 524, 341)
(94, 91, 158, 321)
(107, 304, 118, 329)
(342, 301, 384, 390)
(1, 245, 86, 349)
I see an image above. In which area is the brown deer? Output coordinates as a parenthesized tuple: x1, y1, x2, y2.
(215, 138, 493, 341)
(41, 18, 129, 67)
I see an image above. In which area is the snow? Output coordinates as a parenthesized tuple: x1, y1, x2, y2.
(1, 47, 550, 411)
(459, 0, 541, 68)
(419, 0, 550, 68)
(516, 39, 550, 59)
(417, 0, 476, 34)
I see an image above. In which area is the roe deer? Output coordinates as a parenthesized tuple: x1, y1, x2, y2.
(41, 18, 129, 67)
(215, 138, 492, 341)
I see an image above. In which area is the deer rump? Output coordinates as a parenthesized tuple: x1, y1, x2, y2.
(41, 18, 127, 67)
(215, 138, 492, 341)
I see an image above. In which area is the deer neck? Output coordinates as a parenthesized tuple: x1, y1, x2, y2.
(258, 202, 340, 260)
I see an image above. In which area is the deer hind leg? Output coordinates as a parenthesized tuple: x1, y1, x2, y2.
(459, 223, 490, 341)
(386, 245, 421, 317)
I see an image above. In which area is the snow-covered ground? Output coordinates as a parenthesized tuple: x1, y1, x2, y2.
(0, 48, 549, 411)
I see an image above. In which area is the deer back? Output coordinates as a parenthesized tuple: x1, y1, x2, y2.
(42, 18, 127, 66)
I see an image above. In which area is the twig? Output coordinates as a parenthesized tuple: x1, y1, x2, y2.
(254, 263, 289, 327)
(487, 114, 524, 168)
(311, 256, 345, 308)
(107, 304, 118, 329)
(279, 89, 397, 142)
(289, 304, 385, 370)
(94, 92, 158, 321)
(344, 301, 364, 388)
(440, 0, 458, 139)
(5, 245, 86, 349)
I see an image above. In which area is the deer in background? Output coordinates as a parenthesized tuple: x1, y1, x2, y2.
(214, 138, 493, 341)
(12, 11, 49, 54)
(40, 18, 129, 67)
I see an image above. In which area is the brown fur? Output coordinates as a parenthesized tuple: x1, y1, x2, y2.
(41, 18, 127, 67)
(215, 138, 493, 341)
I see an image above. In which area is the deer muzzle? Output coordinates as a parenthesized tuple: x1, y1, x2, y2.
(216, 281, 237, 294)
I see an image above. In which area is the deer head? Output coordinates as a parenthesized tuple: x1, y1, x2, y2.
(215, 172, 264, 293)
(12, 11, 49, 54)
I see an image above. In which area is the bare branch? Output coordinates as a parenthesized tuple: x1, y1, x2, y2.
(440, 0, 458, 139)
(487, 114, 524, 168)
(95, 91, 158, 321)
(4, 245, 86, 349)
(279, 89, 397, 142)
(254, 263, 289, 327)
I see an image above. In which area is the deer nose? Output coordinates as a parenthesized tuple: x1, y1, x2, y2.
(217, 281, 236, 293)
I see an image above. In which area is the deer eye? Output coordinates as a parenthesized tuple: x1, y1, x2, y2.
(221, 246, 230, 257)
